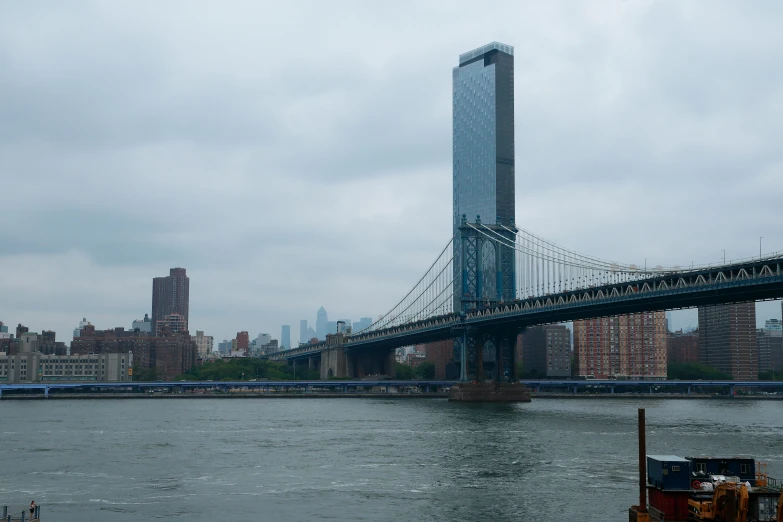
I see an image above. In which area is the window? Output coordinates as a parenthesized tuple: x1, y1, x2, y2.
(672, 466, 680, 472)
(695, 463, 706, 473)
(740, 464, 750, 474)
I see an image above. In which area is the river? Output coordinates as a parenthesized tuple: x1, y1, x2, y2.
(1, 398, 781, 521)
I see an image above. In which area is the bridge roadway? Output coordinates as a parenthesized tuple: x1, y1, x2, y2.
(1, 380, 783, 396)
(272, 255, 783, 360)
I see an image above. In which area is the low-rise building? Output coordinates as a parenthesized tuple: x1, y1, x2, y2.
(0, 352, 132, 383)
(667, 330, 699, 364)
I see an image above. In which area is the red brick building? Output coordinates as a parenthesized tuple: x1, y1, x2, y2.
(236, 331, 249, 352)
(71, 327, 197, 381)
(413, 339, 455, 379)
(667, 330, 699, 364)
(574, 311, 667, 380)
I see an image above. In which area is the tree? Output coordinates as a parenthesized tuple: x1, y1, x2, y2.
(758, 370, 783, 381)
(667, 362, 732, 381)
(413, 362, 436, 380)
(394, 363, 414, 380)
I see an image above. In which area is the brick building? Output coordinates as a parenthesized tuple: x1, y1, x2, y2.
(152, 268, 189, 335)
(698, 303, 757, 380)
(520, 324, 571, 378)
(574, 311, 667, 380)
(71, 326, 197, 381)
(413, 339, 456, 379)
(667, 330, 699, 364)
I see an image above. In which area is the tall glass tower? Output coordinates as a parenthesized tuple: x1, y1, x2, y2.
(453, 42, 515, 311)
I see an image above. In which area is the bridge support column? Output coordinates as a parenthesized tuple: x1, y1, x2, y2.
(44, 386, 49, 399)
(611, 386, 615, 394)
(688, 385, 692, 396)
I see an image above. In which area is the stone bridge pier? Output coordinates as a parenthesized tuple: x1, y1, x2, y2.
(318, 333, 395, 379)
(450, 325, 530, 402)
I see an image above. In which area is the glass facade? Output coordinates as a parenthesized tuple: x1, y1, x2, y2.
(453, 42, 515, 307)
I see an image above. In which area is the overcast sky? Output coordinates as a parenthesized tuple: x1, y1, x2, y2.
(1, 1, 782, 344)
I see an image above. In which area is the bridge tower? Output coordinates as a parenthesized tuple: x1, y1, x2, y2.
(452, 42, 520, 385)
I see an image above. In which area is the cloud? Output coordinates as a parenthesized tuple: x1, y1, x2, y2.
(1, 1, 782, 343)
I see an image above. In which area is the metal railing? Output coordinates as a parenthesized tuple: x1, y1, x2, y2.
(2, 505, 41, 521)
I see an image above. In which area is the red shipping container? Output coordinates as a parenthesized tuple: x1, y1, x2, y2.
(648, 487, 690, 521)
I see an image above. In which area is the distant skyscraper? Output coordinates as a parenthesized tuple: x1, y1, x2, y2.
(73, 318, 90, 339)
(0, 321, 7, 334)
(698, 303, 757, 380)
(281, 325, 291, 350)
(16, 324, 28, 340)
(152, 268, 190, 335)
(453, 42, 515, 310)
(299, 320, 308, 346)
(132, 313, 152, 334)
(316, 306, 328, 339)
(352, 317, 372, 333)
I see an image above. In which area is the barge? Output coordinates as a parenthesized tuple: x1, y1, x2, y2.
(629, 409, 783, 522)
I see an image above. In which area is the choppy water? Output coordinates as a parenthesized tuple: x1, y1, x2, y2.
(1, 398, 781, 521)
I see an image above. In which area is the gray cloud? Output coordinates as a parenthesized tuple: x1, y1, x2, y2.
(1, 0, 782, 341)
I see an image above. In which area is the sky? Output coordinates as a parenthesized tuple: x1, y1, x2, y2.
(1, 0, 783, 344)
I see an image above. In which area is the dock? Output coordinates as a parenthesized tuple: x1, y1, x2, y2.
(2, 505, 41, 521)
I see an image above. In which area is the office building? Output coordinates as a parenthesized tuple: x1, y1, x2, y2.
(667, 330, 699, 364)
(194, 331, 214, 358)
(574, 311, 667, 380)
(698, 303, 757, 380)
(73, 318, 90, 339)
(521, 324, 571, 378)
(281, 325, 291, 350)
(217, 340, 233, 355)
(452, 42, 515, 309)
(757, 321, 783, 375)
(352, 317, 372, 333)
(316, 307, 328, 339)
(0, 321, 7, 333)
(132, 314, 153, 334)
(152, 268, 190, 334)
(299, 320, 308, 346)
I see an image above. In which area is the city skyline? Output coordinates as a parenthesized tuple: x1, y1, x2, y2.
(2, 2, 783, 343)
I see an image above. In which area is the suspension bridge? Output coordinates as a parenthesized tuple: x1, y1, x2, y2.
(268, 41, 783, 397)
(270, 215, 783, 384)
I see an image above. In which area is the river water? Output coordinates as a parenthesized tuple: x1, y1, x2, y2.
(1, 398, 781, 521)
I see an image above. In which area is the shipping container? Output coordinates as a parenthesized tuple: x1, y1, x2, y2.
(686, 457, 755, 483)
(647, 455, 692, 491)
(748, 489, 783, 522)
(647, 487, 690, 521)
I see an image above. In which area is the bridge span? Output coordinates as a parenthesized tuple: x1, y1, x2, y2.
(270, 254, 783, 381)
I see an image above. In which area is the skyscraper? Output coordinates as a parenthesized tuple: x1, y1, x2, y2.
(281, 325, 290, 350)
(453, 42, 516, 310)
(698, 303, 757, 380)
(316, 306, 328, 339)
(299, 320, 308, 346)
(152, 268, 190, 335)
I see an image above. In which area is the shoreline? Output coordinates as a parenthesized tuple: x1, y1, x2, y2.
(1, 392, 781, 400)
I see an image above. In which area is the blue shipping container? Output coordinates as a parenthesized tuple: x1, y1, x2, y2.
(647, 455, 692, 491)
(686, 457, 755, 483)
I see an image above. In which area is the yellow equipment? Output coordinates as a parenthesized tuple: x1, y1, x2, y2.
(777, 490, 782, 521)
(689, 482, 749, 521)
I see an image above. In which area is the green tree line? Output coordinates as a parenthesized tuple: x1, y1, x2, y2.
(173, 358, 320, 381)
